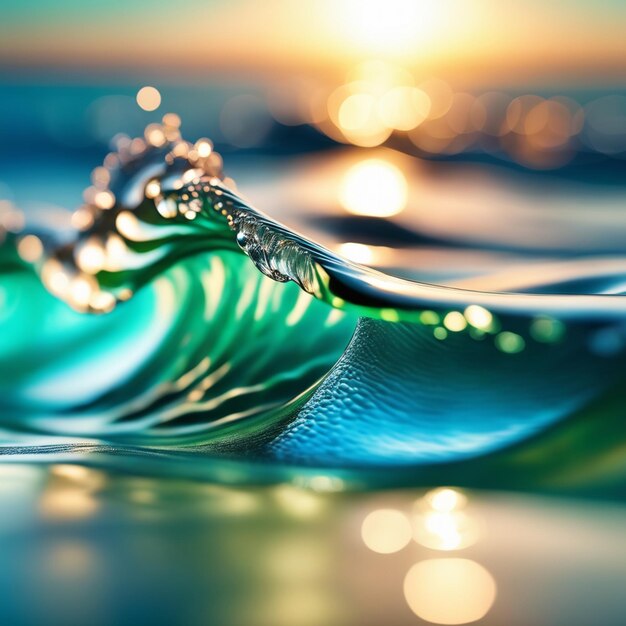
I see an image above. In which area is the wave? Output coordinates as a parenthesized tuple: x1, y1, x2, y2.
(1, 115, 625, 493)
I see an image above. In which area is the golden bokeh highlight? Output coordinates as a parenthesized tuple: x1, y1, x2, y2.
(361, 508, 412, 554)
(75, 237, 106, 274)
(136, 86, 161, 112)
(93, 190, 115, 210)
(308, 57, 617, 169)
(338, 242, 374, 265)
(403, 558, 497, 624)
(39, 464, 106, 521)
(443, 311, 467, 333)
(426, 487, 468, 513)
(17, 235, 44, 263)
(378, 86, 431, 131)
(144, 179, 161, 199)
(273, 484, 324, 519)
(144, 123, 167, 147)
(464, 305, 493, 331)
(339, 159, 408, 218)
(413, 487, 480, 551)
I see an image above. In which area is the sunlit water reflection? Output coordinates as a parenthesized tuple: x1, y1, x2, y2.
(1, 466, 625, 626)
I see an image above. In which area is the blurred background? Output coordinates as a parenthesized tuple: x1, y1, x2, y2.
(2, 0, 626, 195)
(2, 0, 626, 278)
(1, 2, 626, 625)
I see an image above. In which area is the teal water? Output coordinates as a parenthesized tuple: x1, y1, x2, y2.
(1, 115, 626, 494)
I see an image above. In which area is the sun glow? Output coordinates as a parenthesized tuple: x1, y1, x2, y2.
(334, 0, 450, 56)
(339, 159, 408, 218)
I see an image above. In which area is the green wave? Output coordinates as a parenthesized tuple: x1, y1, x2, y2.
(1, 116, 625, 497)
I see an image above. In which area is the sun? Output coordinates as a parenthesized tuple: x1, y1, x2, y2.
(335, 0, 447, 57)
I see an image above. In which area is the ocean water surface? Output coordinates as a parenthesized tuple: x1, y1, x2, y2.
(1, 115, 626, 494)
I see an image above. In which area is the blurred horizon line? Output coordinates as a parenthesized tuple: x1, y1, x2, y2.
(1, 59, 626, 92)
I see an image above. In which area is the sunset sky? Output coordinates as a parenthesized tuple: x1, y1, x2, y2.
(2, 0, 625, 88)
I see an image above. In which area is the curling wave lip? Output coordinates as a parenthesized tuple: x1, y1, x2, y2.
(6, 116, 625, 321)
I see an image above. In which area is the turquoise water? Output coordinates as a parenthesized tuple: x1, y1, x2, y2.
(1, 115, 626, 494)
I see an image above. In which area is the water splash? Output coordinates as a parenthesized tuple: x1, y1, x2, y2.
(24, 115, 626, 321)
